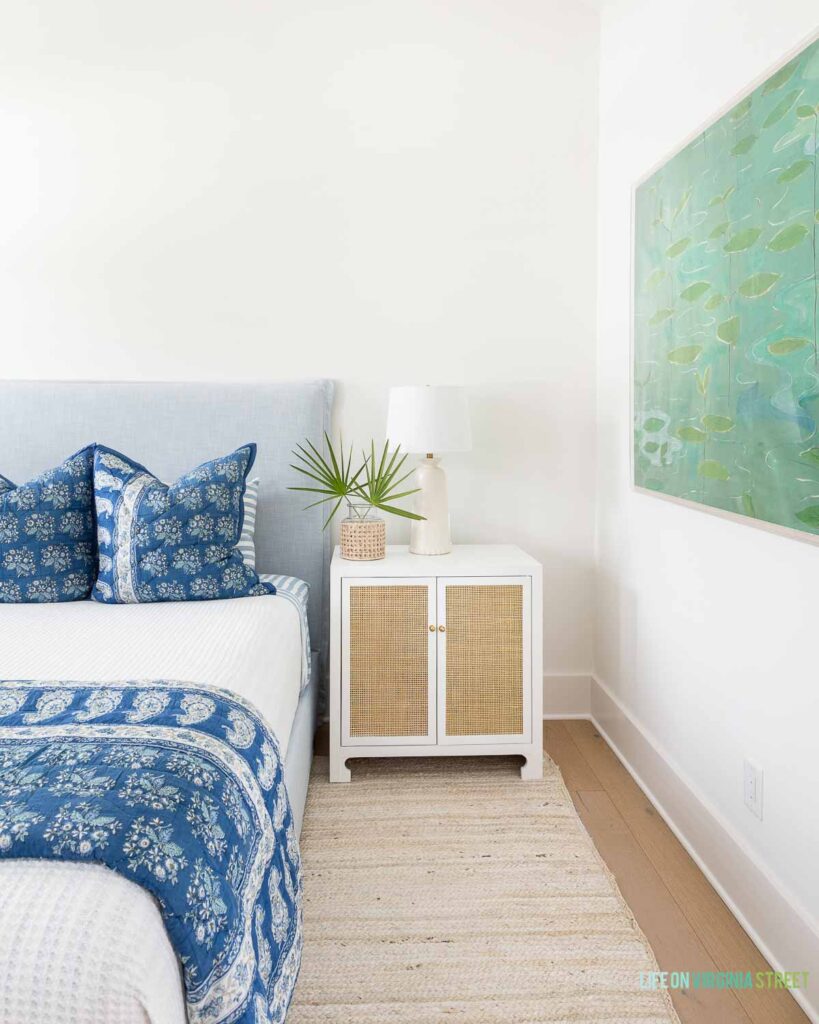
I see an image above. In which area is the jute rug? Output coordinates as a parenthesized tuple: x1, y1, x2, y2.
(288, 755, 680, 1024)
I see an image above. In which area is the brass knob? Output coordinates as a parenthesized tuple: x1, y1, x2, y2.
(438, 624, 446, 633)
(429, 625, 435, 632)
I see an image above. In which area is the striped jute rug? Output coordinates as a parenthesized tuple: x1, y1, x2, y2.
(288, 755, 680, 1024)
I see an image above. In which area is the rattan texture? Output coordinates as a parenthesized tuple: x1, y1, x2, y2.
(339, 520, 385, 560)
(349, 585, 429, 738)
(445, 584, 524, 736)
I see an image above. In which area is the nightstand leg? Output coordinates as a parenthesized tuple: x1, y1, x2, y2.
(329, 749, 351, 783)
(520, 750, 543, 780)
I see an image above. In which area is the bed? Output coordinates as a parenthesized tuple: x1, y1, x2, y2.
(0, 379, 333, 1024)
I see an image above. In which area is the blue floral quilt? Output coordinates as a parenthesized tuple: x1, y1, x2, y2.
(0, 679, 302, 1024)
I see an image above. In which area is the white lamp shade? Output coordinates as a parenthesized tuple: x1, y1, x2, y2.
(386, 386, 472, 454)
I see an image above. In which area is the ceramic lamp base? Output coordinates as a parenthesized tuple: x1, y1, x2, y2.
(409, 456, 452, 555)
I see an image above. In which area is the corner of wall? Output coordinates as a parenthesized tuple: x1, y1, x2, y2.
(543, 673, 592, 718)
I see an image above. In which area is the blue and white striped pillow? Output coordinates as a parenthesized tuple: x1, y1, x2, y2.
(237, 478, 258, 570)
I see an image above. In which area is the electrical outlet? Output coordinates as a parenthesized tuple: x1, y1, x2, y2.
(744, 759, 763, 820)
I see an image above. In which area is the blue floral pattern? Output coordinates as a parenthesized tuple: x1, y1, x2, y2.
(0, 448, 95, 603)
(0, 799, 44, 851)
(0, 679, 301, 1024)
(92, 444, 276, 604)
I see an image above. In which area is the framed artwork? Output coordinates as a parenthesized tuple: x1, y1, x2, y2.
(633, 35, 819, 540)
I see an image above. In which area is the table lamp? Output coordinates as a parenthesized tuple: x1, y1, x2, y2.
(386, 385, 471, 555)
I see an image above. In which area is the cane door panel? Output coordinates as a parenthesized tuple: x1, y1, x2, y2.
(437, 577, 531, 744)
(341, 578, 436, 745)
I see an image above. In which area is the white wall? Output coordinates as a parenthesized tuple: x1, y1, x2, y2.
(596, 0, 819, 989)
(0, 0, 599, 681)
(7, 0, 819, 991)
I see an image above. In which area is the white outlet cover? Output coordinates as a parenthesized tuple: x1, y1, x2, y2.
(744, 759, 763, 820)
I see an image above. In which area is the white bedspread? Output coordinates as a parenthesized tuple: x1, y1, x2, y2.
(0, 593, 304, 1024)
(0, 861, 188, 1024)
(0, 591, 302, 755)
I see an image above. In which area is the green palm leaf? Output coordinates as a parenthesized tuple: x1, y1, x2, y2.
(289, 436, 425, 527)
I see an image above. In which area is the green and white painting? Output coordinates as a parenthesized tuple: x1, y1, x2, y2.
(634, 37, 819, 539)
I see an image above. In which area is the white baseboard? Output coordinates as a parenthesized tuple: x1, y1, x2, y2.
(574, 675, 819, 1024)
(542, 673, 591, 716)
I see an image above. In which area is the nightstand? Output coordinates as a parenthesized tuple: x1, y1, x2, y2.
(329, 544, 543, 782)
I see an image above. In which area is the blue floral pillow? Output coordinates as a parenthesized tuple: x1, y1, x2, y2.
(0, 447, 96, 603)
(92, 443, 275, 604)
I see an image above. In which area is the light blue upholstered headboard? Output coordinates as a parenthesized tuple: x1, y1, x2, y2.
(0, 379, 334, 671)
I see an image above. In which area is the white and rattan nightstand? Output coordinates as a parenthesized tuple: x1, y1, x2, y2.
(329, 544, 543, 782)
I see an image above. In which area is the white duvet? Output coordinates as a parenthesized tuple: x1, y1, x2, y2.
(0, 593, 304, 1024)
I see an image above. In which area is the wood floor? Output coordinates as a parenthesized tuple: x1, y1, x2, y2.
(544, 720, 809, 1024)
